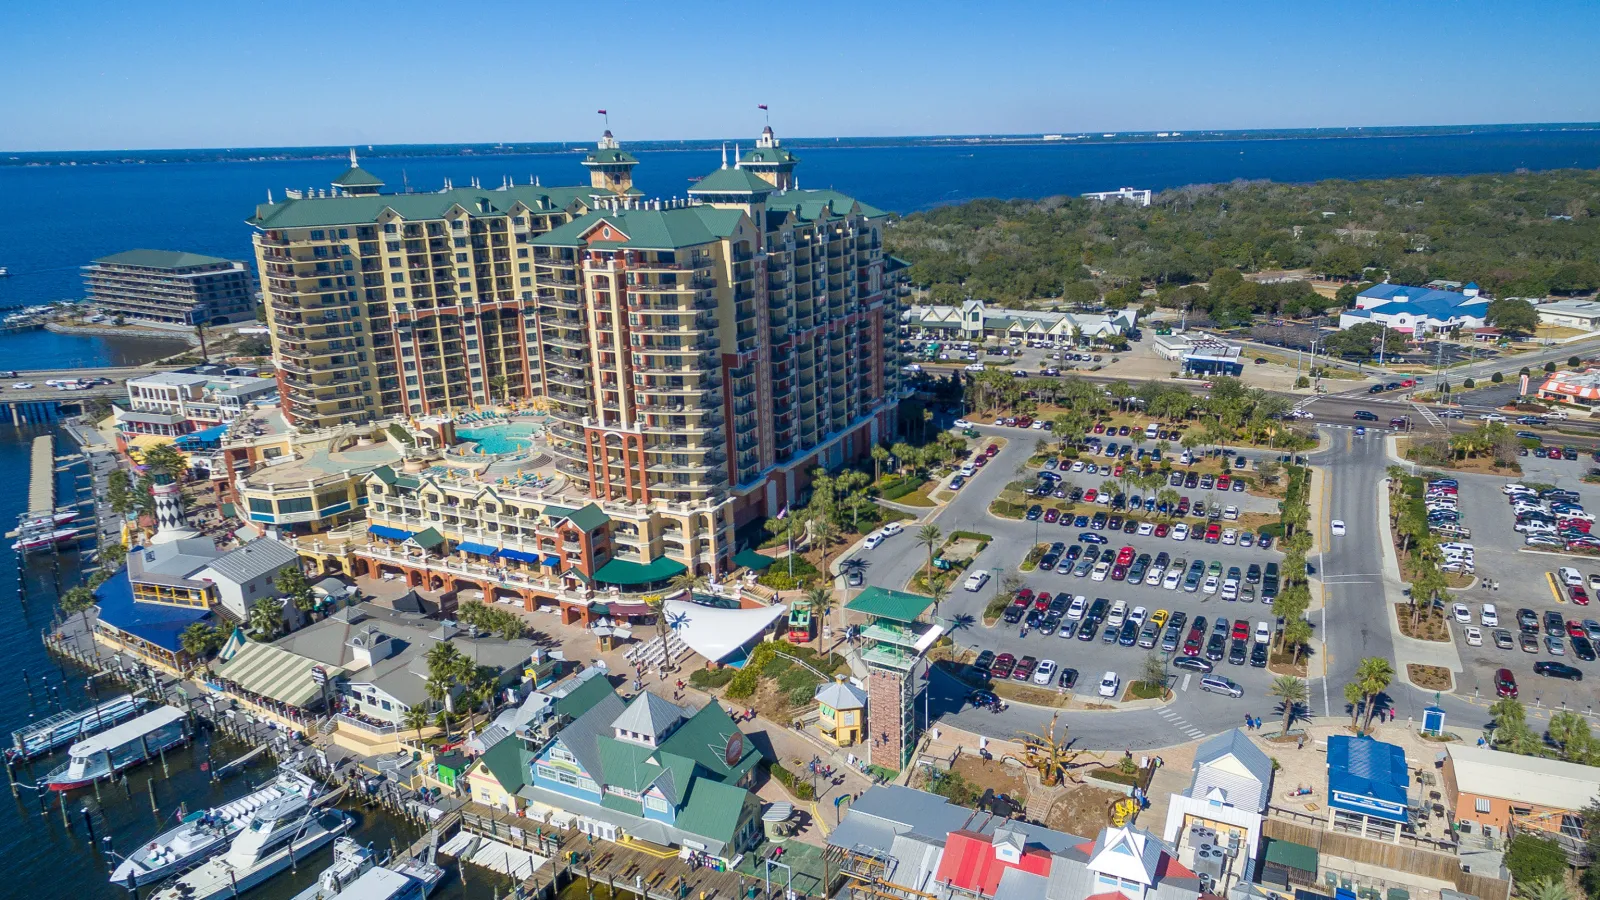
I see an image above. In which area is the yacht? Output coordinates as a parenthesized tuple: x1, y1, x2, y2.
(149, 795, 353, 900)
(289, 837, 445, 900)
(111, 767, 321, 887)
(290, 838, 375, 900)
(10, 694, 146, 760)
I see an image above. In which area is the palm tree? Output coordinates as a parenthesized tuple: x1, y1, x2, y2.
(1283, 618, 1314, 665)
(916, 525, 943, 590)
(804, 586, 839, 662)
(646, 595, 677, 673)
(1270, 676, 1308, 736)
(488, 374, 510, 405)
(401, 705, 431, 746)
(248, 598, 281, 638)
(1520, 878, 1574, 900)
(180, 622, 221, 660)
(870, 445, 889, 484)
(1355, 657, 1394, 733)
(59, 585, 97, 616)
(1343, 681, 1365, 730)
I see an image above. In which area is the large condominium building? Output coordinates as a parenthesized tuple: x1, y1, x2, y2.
(251, 128, 909, 577)
(85, 249, 255, 326)
(247, 146, 632, 430)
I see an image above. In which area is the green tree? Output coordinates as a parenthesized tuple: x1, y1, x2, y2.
(916, 524, 943, 591)
(804, 585, 838, 663)
(1282, 618, 1314, 665)
(1486, 297, 1538, 337)
(1545, 711, 1594, 763)
(488, 374, 510, 404)
(401, 705, 432, 745)
(179, 622, 223, 659)
(248, 598, 282, 638)
(870, 444, 889, 483)
(140, 443, 188, 478)
(1354, 657, 1393, 732)
(1503, 834, 1568, 887)
(1519, 877, 1573, 900)
(107, 469, 135, 517)
(275, 565, 317, 618)
(100, 542, 128, 568)
(59, 586, 97, 616)
(1269, 676, 1308, 736)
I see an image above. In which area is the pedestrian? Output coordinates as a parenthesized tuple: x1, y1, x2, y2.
(1243, 714, 1251, 730)
(1297, 735, 1305, 750)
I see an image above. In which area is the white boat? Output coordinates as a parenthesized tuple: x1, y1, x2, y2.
(45, 705, 189, 791)
(111, 766, 322, 887)
(149, 795, 353, 900)
(18, 510, 79, 532)
(13, 526, 80, 552)
(10, 694, 147, 760)
(292, 840, 444, 900)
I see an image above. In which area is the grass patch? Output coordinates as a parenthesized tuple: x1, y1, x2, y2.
(688, 667, 737, 690)
(991, 680, 1074, 708)
(1394, 603, 1451, 642)
(1407, 663, 1453, 691)
(1124, 681, 1168, 701)
(756, 554, 821, 590)
(983, 594, 1011, 623)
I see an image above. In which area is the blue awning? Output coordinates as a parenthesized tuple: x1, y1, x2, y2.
(368, 524, 413, 541)
(500, 548, 541, 564)
(456, 541, 499, 557)
(543, 554, 562, 568)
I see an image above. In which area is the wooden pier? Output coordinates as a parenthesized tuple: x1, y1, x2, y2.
(27, 435, 54, 517)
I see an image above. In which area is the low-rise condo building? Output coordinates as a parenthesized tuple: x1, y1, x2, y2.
(85, 249, 255, 326)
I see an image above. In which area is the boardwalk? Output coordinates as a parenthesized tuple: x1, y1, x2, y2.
(27, 435, 54, 516)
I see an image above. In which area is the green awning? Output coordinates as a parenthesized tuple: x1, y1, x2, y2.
(846, 586, 934, 623)
(1263, 838, 1318, 873)
(408, 527, 444, 550)
(592, 555, 687, 586)
(733, 549, 775, 570)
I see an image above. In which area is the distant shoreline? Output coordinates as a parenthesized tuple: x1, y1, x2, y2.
(6, 121, 1600, 167)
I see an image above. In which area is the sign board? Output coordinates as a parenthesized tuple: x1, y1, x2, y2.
(1520, 373, 1530, 396)
(724, 730, 745, 767)
(311, 666, 327, 686)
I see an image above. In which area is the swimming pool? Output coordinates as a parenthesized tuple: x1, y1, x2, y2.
(457, 423, 537, 455)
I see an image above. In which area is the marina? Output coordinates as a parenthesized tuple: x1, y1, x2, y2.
(43, 705, 190, 791)
(10, 693, 147, 760)
(149, 795, 354, 900)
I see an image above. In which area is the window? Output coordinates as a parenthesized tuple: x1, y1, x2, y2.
(1475, 798, 1491, 814)
(644, 795, 669, 812)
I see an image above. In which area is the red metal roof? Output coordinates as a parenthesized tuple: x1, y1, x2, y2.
(934, 830, 1054, 895)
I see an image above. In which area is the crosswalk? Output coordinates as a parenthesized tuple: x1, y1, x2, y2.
(1157, 704, 1208, 741)
(1411, 402, 1444, 429)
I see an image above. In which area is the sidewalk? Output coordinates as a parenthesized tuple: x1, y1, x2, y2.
(1372, 452, 1465, 686)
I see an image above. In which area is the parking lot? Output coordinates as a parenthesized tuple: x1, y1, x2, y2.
(1434, 457, 1600, 711)
(964, 442, 1290, 710)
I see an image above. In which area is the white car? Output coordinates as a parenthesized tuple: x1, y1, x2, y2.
(1145, 565, 1165, 586)
(1221, 582, 1238, 601)
(880, 521, 903, 537)
(1171, 523, 1189, 541)
(1331, 520, 1346, 536)
(1106, 601, 1128, 628)
(11, 382, 32, 389)
(1030, 421, 1046, 430)
(1067, 596, 1087, 620)
(1098, 671, 1120, 698)
(963, 570, 990, 592)
(1479, 413, 1507, 422)
(1464, 626, 1483, 647)
(1223, 505, 1239, 520)
(1128, 606, 1148, 627)
(1588, 572, 1600, 593)
(964, 363, 985, 372)
(1558, 567, 1584, 587)
(1451, 602, 1471, 624)
(1254, 621, 1271, 644)
(953, 418, 972, 428)
(1091, 562, 1111, 581)
(862, 532, 885, 551)
(1221, 528, 1238, 545)
(1202, 575, 1219, 595)
(1033, 659, 1058, 685)
(1503, 483, 1530, 495)
(1162, 569, 1183, 590)
(1071, 460, 1086, 473)
(1137, 522, 1155, 536)
(1481, 603, 1499, 627)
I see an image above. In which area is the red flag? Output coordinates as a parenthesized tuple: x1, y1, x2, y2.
(597, 109, 607, 115)
(757, 104, 768, 110)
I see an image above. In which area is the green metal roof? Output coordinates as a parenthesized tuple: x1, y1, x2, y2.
(740, 146, 798, 166)
(595, 737, 661, 793)
(93, 249, 236, 270)
(673, 779, 753, 847)
(553, 676, 617, 721)
(531, 206, 745, 250)
(248, 184, 597, 229)
(584, 148, 638, 165)
(591, 555, 687, 587)
(332, 166, 383, 187)
(845, 586, 934, 623)
(563, 503, 609, 533)
(765, 188, 888, 220)
(474, 735, 532, 793)
(1263, 838, 1318, 873)
(409, 527, 444, 550)
(657, 702, 760, 782)
(687, 166, 776, 195)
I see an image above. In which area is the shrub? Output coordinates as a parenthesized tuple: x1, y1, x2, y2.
(1504, 834, 1567, 886)
(1462, 377, 1475, 389)
(1294, 376, 1310, 389)
(1570, 356, 1582, 368)
(786, 684, 816, 707)
(880, 476, 922, 501)
(688, 668, 736, 690)
(1491, 371, 1504, 383)
(984, 595, 1011, 620)
(726, 643, 776, 699)
(767, 761, 816, 800)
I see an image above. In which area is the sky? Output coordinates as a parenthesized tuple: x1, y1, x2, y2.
(3, 0, 1598, 152)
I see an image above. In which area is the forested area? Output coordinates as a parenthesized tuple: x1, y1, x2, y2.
(885, 170, 1600, 310)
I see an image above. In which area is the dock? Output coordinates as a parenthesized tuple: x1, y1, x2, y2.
(28, 435, 54, 517)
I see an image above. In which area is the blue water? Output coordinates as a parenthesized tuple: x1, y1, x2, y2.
(457, 423, 536, 455)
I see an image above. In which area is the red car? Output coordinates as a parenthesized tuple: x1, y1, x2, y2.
(1494, 668, 1518, 698)
(991, 653, 1016, 679)
(1043, 508, 1059, 523)
(1116, 546, 1136, 566)
(1034, 592, 1053, 611)
(1016, 416, 1034, 428)
(1571, 586, 1592, 606)
(985, 444, 1000, 457)
(1154, 523, 1170, 537)
(1205, 523, 1222, 543)
(1012, 656, 1037, 681)
(1112, 464, 1125, 477)
(1016, 588, 1035, 604)
(973, 455, 988, 468)
(1084, 489, 1099, 503)
(1569, 620, 1588, 638)
(1231, 620, 1250, 641)
(1217, 475, 1231, 491)
(1093, 423, 1106, 434)
(1183, 623, 1205, 656)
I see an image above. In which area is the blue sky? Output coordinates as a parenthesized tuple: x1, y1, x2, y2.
(2, 0, 1597, 151)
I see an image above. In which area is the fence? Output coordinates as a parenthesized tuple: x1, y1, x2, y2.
(1262, 817, 1511, 900)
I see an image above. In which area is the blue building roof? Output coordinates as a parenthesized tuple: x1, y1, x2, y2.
(1327, 735, 1410, 823)
(93, 569, 212, 653)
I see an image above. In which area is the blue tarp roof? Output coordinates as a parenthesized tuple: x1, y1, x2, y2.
(1327, 735, 1410, 822)
(456, 541, 499, 557)
(543, 554, 561, 568)
(500, 548, 540, 564)
(93, 569, 212, 653)
(368, 524, 412, 541)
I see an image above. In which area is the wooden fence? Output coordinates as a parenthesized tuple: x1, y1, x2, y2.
(1262, 818, 1511, 900)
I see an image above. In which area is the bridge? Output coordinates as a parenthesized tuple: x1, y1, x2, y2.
(0, 365, 175, 424)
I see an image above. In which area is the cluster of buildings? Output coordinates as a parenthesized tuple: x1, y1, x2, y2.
(902, 298, 1137, 343)
(115, 365, 278, 448)
(84, 249, 255, 326)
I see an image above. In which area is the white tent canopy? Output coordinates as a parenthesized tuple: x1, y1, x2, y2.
(663, 599, 787, 663)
